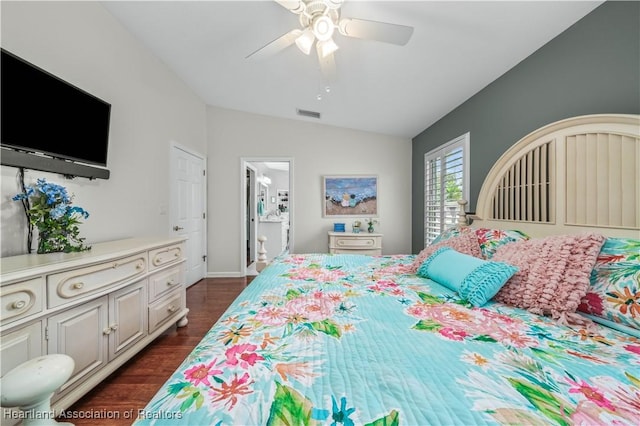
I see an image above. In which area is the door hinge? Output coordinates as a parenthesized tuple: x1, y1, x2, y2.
(44, 326, 49, 341)
(202, 212, 206, 219)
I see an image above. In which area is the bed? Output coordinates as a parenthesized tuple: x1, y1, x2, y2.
(134, 114, 639, 425)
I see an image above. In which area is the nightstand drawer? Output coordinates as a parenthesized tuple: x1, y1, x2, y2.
(334, 236, 380, 249)
(328, 232, 383, 255)
(332, 249, 382, 255)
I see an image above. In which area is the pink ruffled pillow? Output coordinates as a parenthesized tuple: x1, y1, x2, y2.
(492, 233, 606, 322)
(411, 229, 482, 272)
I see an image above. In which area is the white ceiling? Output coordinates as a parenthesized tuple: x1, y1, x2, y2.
(102, 1, 602, 139)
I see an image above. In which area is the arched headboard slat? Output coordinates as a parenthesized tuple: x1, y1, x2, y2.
(474, 114, 640, 238)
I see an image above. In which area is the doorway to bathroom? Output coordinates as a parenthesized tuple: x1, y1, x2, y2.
(241, 158, 293, 275)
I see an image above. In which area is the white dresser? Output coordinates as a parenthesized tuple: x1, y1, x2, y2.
(328, 232, 383, 255)
(0, 238, 188, 421)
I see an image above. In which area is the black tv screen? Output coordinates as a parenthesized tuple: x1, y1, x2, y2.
(1, 49, 111, 166)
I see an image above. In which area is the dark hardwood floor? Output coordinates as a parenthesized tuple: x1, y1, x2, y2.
(60, 277, 251, 425)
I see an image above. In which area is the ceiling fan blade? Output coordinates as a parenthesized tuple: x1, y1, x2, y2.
(318, 49, 337, 81)
(274, 0, 305, 14)
(338, 18, 414, 46)
(246, 29, 302, 60)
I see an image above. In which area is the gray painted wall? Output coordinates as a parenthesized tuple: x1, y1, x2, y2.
(411, 1, 640, 253)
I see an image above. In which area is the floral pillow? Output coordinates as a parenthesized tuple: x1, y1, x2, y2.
(430, 226, 469, 245)
(578, 237, 640, 333)
(430, 227, 530, 260)
(474, 228, 530, 259)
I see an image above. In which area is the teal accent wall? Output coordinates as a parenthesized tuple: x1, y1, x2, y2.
(411, 1, 640, 253)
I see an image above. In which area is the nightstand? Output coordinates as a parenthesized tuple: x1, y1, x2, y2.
(328, 232, 383, 255)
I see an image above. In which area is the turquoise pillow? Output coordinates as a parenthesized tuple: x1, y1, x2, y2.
(417, 247, 518, 307)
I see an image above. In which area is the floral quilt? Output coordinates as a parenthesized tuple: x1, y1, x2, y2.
(135, 254, 640, 425)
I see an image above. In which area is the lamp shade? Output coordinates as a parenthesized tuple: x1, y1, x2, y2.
(317, 39, 339, 58)
(295, 28, 315, 55)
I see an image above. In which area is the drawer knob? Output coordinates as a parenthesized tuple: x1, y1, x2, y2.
(103, 327, 112, 335)
(136, 262, 144, 270)
(72, 282, 84, 290)
(167, 305, 178, 313)
(11, 300, 27, 310)
(167, 280, 175, 286)
(110, 324, 118, 331)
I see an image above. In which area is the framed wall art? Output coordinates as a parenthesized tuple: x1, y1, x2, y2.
(323, 175, 378, 217)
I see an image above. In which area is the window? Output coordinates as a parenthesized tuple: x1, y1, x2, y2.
(424, 133, 470, 245)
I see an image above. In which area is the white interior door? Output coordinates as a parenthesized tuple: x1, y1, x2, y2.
(170, 144, 206, 287)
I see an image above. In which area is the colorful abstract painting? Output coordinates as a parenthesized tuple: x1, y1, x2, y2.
(323, 175, 377, 217)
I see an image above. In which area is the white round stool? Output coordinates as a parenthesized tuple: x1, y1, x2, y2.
(0, 354, 75, 426)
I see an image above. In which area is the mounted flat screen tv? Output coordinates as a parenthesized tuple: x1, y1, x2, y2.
(1, 49, 111, 178)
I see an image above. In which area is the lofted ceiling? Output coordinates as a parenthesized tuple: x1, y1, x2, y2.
(102, 1, 602, 139)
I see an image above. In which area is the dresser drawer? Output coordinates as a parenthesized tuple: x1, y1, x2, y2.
(1, 278, 44, 326)
(148, 290, 183, 333)
(148, 266, 183, 302)
(149, 243, 183, 271)
(47, 254, 147, 308)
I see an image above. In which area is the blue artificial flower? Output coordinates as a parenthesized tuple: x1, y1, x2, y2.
(36, 178, 70, 205)
(68, 206, 89, 219)
(49, 204, 68, 220)
(12, 187, 34, 201)
(13, 178, 90, 253)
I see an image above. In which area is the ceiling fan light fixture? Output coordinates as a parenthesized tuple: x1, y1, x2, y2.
(295, 28, 315, 55)
(316, 38, 339, 58)
(249, 0, 415, 77)
(313, 15, 335, 41)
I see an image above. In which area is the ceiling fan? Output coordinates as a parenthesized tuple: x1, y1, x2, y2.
(246, 0, 414, 77)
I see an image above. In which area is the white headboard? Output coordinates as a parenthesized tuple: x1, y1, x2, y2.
(471, 114, 640, 239)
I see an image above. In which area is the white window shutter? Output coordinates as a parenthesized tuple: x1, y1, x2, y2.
(424, 134, 469, 246)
